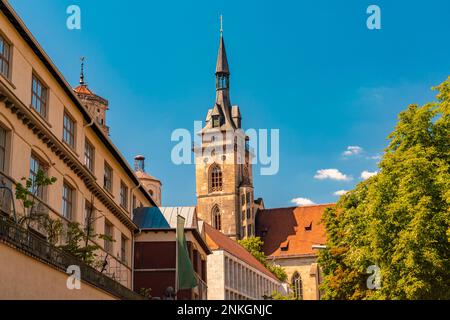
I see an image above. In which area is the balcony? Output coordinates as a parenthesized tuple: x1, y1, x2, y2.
(0, 171, 143, 299)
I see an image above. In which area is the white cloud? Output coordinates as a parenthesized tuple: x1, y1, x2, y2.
(361, 170, 378, 180)
(291, 197, 315, 206)
(342, 146, 363, 157)
(333, 190, 348, 196)
(314, 169, 351, 181)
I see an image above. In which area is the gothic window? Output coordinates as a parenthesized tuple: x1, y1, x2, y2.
(209, 164, 223, 192)
(292, 272, 303, 300)
(212, 205, 221, 231)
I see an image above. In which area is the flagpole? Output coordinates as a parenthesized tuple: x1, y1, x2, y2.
(175, 207, 179, 299)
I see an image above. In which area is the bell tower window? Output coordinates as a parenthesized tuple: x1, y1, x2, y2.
(216, 74, 229, 90)
(209, 164, 223, 192)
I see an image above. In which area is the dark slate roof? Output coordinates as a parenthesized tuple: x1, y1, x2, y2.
(215, 36, 230, 74)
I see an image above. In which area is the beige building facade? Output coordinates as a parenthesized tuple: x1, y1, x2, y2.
(0, 0, 154, 299)
(205, 223, 284, 300)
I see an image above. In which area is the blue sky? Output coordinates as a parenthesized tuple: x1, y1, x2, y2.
(10, 0, 450, 208)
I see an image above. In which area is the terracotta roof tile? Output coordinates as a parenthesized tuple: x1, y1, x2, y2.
(73, 84, 94, 95)
(204, 223, 279, 282)
(255, 204, 335, 258)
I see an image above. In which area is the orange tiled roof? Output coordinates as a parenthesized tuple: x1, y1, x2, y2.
(73, 84, 94, 95)
(256, 204, 335, 258)
(204, 223, 279, 282)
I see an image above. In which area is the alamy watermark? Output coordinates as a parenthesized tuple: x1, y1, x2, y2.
(171, 121, 280, 176)
(66, 5, 81, 30)
(366, 265, 381, 290)
(66, 265, 81, 290)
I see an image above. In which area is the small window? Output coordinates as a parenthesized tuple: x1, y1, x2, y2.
(121, 235, 127, 264)
(212, 115, 220, 128)
(241, 194, 245, 206)
(132, 194, 137, 210)
(104, 162, 113, 192)
(212, 205, 221, 230)
(305, 222, 312, 231)
(0, 34, 11, 79)
(29, 154, 47, 199)
(63, 111, 75, 148)
(104, 220, 113, 253)
(84, 139, 94, 172)
(84, 199, 95, 231)
(246, 208, 251, 219)
(62, 182, 74, 220)
(31, 74, 48, 118)
(0, 126, 8, 172)
(242, 210, 245, 222)
(120, 181, 128, 209)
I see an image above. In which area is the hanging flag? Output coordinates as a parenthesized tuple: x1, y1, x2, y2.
(176, 214, 198, 291)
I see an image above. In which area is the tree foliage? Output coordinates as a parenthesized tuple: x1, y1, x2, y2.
(238, 236, 288, 282)
(318, 78, 450, 300)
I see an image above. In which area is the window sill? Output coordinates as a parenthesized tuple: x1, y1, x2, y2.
(28, 104, 52, 128)
(0, 74, 16, 90)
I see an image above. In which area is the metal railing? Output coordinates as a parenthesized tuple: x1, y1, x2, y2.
(0, 216, 144, 300)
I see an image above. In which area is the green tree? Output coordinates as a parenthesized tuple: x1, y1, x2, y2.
(319, 78, 450, 300)
(238, 236, 288, 282)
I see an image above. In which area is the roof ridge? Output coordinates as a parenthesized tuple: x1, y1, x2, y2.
(260, 203, 336, 212)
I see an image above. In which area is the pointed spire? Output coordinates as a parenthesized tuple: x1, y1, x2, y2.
(79, 56, 85, 85)
(215, 15, 229, 75)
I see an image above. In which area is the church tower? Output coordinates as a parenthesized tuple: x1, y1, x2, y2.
(195, 22, 255, 240)
(73, 58, 110, 135)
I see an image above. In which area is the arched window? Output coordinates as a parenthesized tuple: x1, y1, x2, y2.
(212, 205, 221, 230)
(209, 164, 223, 192)
(292, 272, 303, 300)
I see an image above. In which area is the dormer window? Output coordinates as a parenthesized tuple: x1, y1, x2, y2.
(212, 115, 220, 128)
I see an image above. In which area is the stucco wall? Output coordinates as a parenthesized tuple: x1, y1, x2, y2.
(0, 243, 117, 300)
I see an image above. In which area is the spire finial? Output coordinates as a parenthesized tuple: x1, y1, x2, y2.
(220, 14, 223, 37)
(79, 56, 85, 85)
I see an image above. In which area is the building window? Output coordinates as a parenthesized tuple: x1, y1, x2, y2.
(241, 226, 246, 238)
(29, 154, 46, 199)
(246, 208, 251, 219)
(241, 210, 245, 222)
(0, 126, 8, 173)
(0, 35, 11, 79)
(63, 111, 75, 148)
(212, 205, 221, 230)
(84, 199, 95, 232)
(246, 192, 250, 204)
(104, 221, 113, 253)
(31, 74, 48, 118)
(132, 194, 137, 210)
(209, 164, 223, 192)
(241, 193, 245, 206)
(104, 162, 113, 192)
(120, 181, 128, 209)
(212, 115, 220, 128)
(121, 235, 127, 264)
(292, 272, 303, 300)
(62, 182, 74, 220)
(84, 139, 94, 172)
(247, 224, 252, 237)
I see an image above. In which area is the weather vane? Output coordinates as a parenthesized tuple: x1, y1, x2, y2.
(79, 56, 85, 85)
